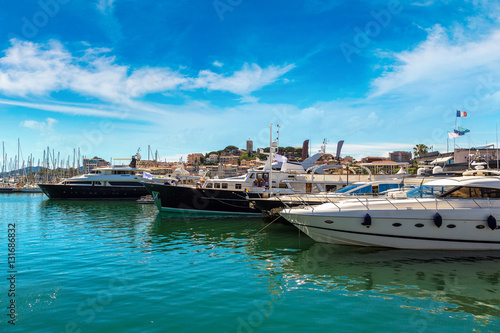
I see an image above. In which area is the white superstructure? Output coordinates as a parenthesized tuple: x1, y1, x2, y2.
(280, 175, 500, 250)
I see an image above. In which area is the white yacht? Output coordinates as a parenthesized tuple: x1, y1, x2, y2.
(280, 175, 500, 250)
(38, 155, 172, 200)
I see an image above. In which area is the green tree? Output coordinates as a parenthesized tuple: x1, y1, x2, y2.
(413, 144, 429, 158)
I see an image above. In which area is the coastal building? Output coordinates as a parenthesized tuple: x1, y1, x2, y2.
(246, 140, 253, 154)
(389, 151, 412, 163)
(219, 164, 239, 178)
(219, 154, 239, 165)
(240, 159, 264, 168)
(453, 147, 499, 165)
(342, 156, 354, 163)
(187, 153, 204, 165)
(207, 153, 218, 163)
(361, 156, 387, 163)
(413, 151, 440, 165)
(83, 156, 109, 174)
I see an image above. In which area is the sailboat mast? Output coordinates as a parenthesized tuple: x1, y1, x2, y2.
(497, 123, 499, 170)
(269, 123, 273, 195)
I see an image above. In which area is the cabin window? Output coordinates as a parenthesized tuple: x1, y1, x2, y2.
(480, 188, 500, 198)
(325, 185, 337, 192)
(108, 182, 141, 186)
(235, 184, 242, 189)
(442, 186, 500, 198)
(214, 183, 221, 188)
(206, 183, 213, 188)
(222, 183, 228, 189)
(68, 181, 92, 185)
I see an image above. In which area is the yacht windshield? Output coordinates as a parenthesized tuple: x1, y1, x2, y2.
(406, 185, 456, 198)
(335, 183, 365, 194)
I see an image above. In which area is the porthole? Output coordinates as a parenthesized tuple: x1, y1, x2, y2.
(415, 223, 424, 228)
(447, 224, 456, 229)
(476, 225, 485, 229)
(324, 220, 334, 224)
(392, 223, 402, 227)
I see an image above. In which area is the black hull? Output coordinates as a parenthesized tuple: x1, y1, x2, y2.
(38, 184, 149, 200)
(251, 197, 319, 223)
(142, 182, 262, 215)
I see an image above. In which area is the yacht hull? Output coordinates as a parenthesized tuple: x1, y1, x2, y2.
(143, 182, 262, 216)
(281, 199, 500, 250)
(38, 184, 149, 200)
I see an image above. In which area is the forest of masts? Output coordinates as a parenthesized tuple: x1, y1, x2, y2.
(1, 139, 85, 185)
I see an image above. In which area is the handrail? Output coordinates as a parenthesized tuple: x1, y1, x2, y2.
(384, 197, 399, 210)
(441, 198, 455, 210)
(471, 198, 481, 208)
(414, 197, 427, 209)
(355, 197, 369, 210)
(276, 195, 291, 209)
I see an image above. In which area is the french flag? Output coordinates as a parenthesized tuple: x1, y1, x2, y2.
(456, 110, 467, 117)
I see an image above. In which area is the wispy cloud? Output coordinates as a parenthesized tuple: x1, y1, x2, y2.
(0, 40, 294, 107)
(369, 25, 500, 98)
(20, 117, 58, 131)
(189, 63, 295, 96)
(96, 0, 116, 14)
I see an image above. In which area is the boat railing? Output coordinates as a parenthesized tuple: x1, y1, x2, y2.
(339, 197, 500, 211)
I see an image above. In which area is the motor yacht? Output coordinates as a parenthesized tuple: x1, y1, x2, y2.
(143, 141, 344, 215)
(38, 155, 171, 200)
(280, 174, 500, 250)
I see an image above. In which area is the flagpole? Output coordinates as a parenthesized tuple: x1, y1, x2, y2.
(454, 110, 457, 150)
(497, 123, 499, 170)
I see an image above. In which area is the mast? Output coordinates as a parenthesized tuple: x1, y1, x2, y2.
(269, 123, 273, 195)
(17, 138, 20, 181)
(1, 141, 4, 184)
(454, 110, 457, 151)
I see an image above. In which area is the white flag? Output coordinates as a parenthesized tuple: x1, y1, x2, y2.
(274, 154, 288, 163)
(448, 132, 459, 139)
(142, 171, 153, 180)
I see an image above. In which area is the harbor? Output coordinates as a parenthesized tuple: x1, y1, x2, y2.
(3, 0, 500, 331)
(2, 193, 500, 332)
(2, 130, 500, 331)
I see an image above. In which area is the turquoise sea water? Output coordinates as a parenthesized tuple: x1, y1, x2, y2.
(1, 193, 500, 332)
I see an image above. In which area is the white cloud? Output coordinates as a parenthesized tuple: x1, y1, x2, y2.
(20, 117, 58, 132)
(0, 40, 293, 106)
(212, 61, 223, 67)
(189, 63, 295, 96)
(370, 26, 500, 97)
(97, 0, 116, 14)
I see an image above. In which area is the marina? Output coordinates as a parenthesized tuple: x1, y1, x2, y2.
(2, 1, 500, 330)
(2, 193, 499, 332)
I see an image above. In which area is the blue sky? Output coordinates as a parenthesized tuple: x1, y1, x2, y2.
(1, 0, 500, 165)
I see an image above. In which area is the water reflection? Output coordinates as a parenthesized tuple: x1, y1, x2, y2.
(281, 244, 500, 318)
(35, 200, 500, 322)
(38, 199, 158, 246)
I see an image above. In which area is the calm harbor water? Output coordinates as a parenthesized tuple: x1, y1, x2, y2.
(1, 193, 500, 332)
